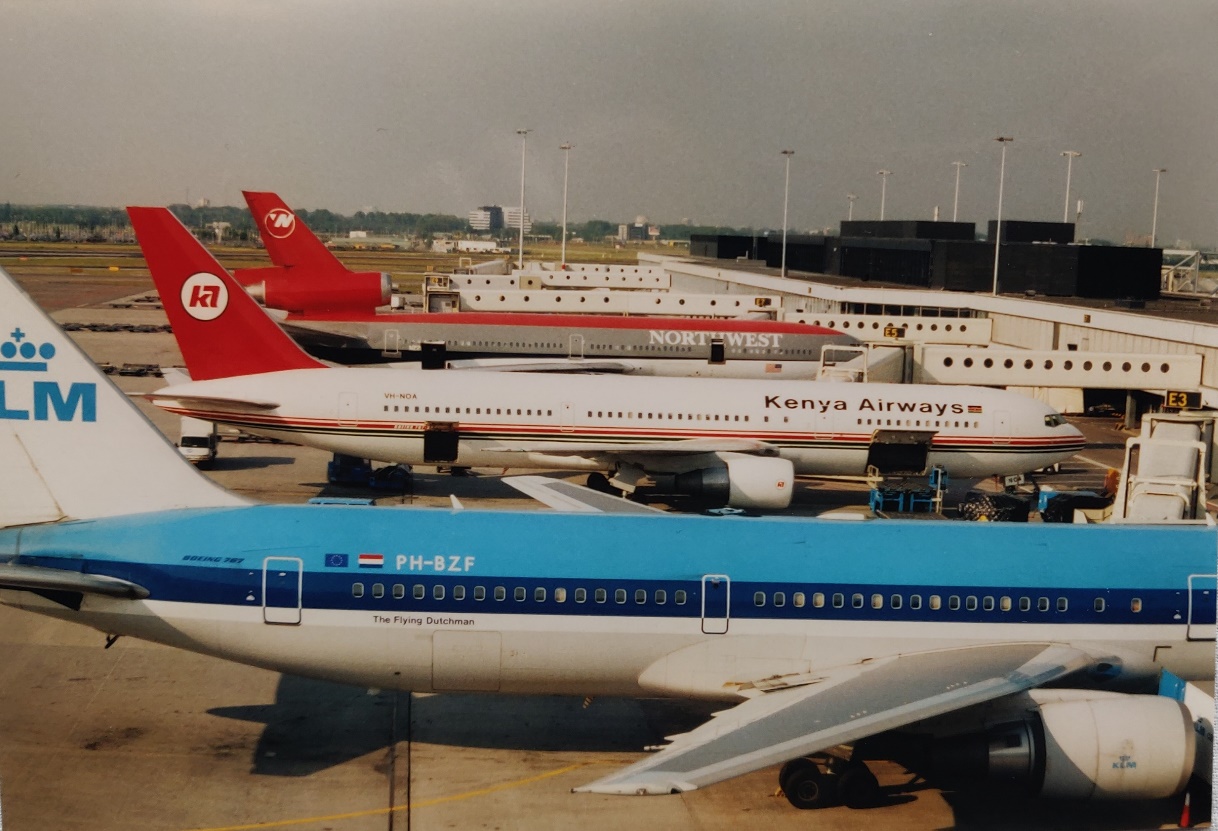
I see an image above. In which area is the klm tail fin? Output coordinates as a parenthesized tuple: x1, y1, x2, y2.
(242, 191, 345, 272)
(128, 207, 325, 381)
(0, 267, 247, 527)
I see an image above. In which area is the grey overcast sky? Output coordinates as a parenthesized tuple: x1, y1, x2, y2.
(2, 0, 1215, 245)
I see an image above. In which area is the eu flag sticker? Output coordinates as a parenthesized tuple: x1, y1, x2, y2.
(325, 553, 349, 568)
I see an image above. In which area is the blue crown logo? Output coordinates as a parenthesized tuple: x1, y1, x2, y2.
(0, 328, 56, 372)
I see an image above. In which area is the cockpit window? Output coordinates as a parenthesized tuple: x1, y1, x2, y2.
(1044, 413, 1065, 427)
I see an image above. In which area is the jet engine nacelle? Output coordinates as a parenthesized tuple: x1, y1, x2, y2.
(931, 694, 1195, 800)
(659, 455, 794, 510)
(234, 267, 392, 314)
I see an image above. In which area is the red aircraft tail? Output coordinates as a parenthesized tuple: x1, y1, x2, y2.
(243, 190, 344, 272)
(237, 191, 391, 314)
(128, 207, 326, 381)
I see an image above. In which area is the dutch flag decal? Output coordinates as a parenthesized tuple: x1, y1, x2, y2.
(358, 553, 384, 569)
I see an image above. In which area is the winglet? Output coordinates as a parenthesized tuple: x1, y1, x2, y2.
(128, 207, 326, 381)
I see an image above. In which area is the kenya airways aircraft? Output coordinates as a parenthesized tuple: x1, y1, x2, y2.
(133, 206, 1083, 509)
(240, 190, 857, 375)
(0, 261, 1211, 814)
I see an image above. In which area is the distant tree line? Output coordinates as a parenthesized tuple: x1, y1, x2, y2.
(0, 201, 761, 244)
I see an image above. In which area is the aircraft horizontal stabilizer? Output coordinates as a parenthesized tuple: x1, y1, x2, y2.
(575, 643, 1089, 795)
(504, 475, 666, 514)
(146, 392, 280, 412)
(0, 562, 149, 599)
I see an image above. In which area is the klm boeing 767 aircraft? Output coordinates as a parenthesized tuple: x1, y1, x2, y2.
(0, 260, 1212, 810)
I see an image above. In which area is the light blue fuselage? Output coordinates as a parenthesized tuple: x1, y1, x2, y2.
(1, 506, 1213, 699)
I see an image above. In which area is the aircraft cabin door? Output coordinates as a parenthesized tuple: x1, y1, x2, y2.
(1187, 573, 1217, 641)
(701, 574, 730, 634)
(569, 334, 584, 359)
(560, 402, 574, 433)
(263, 557, 303, 625)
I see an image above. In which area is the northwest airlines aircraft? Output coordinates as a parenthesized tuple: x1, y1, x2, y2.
(0, 262, 1211, 813)
(133, 207, 1084, 510)
(240, 190, 857, 374)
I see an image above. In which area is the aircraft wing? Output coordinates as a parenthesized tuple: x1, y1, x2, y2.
(503, 475, 666, 514)
(575, 642, 1090, 795)
(0, 562, 150, 600)
(494, 438, 779, 457)
(146, 391, 280, 412)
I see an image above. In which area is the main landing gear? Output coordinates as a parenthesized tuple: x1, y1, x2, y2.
(779, 753, 880, 810)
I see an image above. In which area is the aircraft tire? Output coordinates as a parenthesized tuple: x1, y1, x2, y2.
(782, 761, 838, 809)
(586, 472, 615, 494)
(838, 764, 880, 808)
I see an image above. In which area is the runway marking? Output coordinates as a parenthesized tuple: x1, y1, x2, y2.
(181, 759, 618, 831)
(1074, 454, 1115, 470)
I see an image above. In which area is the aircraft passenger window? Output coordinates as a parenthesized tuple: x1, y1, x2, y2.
(547, 410, 553, 416)
(909, 595, 921, 610)
(635, 589, 646, 604)
(1093, 597, 1105, 613)
(1130, 597, 1142, 613)
(965, 596, 977, 611)
(871, 593, 883, 609)
(949, 596, 961, 611)
(744, 416, 749, 422)
(793, 592, 806, 608)
(476, 408, 481, 415)
(982, 596, 994, 611)
(832, 593, 844, 608)
(1037, 597, 1049, 612)
(656, 589, 667, 605)
(453, 586, 466, 601)
(352, 583, 364, 598)
(575, 588, 587, 603)
(535, 587, 546, 603)
(494, 586, 506, 601)
(527, 410, 532, 416)
(555, 588, 567, 603)
(373, 583, 384, 599)
(852, 593, 864, 609)
(474, 586, 486, 601)
(615, 589, 627, 604)
(595, 588, 607, 604)
(413, 585, 425, 600)
(774, 592, 786, 607)
(929, 595, 941, 610)
(811, 592, 824, 608)
(674, 590, 687, 605)
(1057, 597, 1068, 612)
(678, 414, 683, 420)
(1019, 597, 1031, 612)
(433, 585, 445, 601)
(393, 584, 405, 600)
(514, 587, 526, 602)
(754, 592, 766, 607)
(890, 594, 902, 609)
(1000, 596, 1011, 611)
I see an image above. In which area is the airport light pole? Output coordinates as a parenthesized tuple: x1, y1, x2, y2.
(1151, 167, 1167, 248)
(951, 161, 967, 222)
(780, 150, 794, 277)
(846, 193, 857, 221)
(516, 129, 531, 269)
(560, 142, 573, 267)
(876, 170, 892, 220)
(992, 137, 1014, 295)
(1060, 151, 1081, 224)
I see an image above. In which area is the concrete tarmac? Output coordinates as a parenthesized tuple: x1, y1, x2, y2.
(0, 269, 1205, 830)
